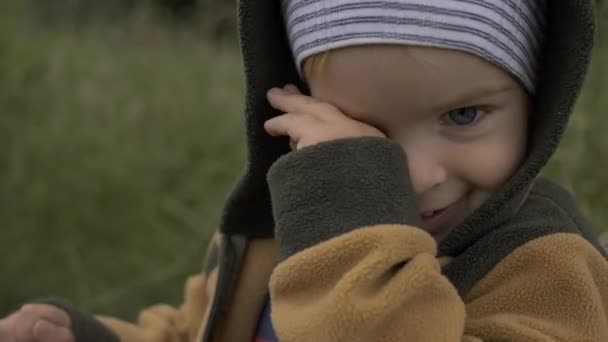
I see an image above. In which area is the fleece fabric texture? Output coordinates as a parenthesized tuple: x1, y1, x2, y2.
(267, 137, 420, 259)
(269, 228, 608, 341)
(33, 0, 608, 341)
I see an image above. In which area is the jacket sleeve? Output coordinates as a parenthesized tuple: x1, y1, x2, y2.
(266, 137, 608, 341)
(40, 234, 220, 342)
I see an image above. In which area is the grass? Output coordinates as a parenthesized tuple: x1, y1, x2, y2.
(0, 5, 606, 320)
(0, 15, 245, 318)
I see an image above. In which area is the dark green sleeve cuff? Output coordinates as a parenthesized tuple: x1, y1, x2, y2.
(34, 298, 120, 342)
(267, 137, 421, 259)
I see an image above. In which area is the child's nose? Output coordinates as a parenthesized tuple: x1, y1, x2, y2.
(404, 146, 448, 195)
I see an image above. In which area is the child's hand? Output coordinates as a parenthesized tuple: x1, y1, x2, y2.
(0, 304, 74, 342)
(264, 84, 385, 150)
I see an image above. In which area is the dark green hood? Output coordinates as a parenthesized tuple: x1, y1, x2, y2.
(219, 0, 598, 256)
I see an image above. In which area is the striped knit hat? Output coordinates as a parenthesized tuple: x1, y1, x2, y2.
(281, 0, 547, 93)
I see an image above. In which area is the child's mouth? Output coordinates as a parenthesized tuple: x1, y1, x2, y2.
(421, 209, 445, 218)
(420, 201, 459, 235)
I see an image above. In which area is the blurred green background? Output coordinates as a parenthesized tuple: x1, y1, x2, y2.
(0, 0, 607, 320)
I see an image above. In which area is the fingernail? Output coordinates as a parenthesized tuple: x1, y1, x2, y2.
(268, 88, 283, 95)
(284, 84, 298, 93)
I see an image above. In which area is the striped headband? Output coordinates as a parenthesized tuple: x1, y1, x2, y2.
(281, 0, 547, 93)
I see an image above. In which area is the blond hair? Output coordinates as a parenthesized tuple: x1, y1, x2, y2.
(302, 51, 332, 82)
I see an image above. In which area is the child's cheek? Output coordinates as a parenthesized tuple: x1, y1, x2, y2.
(461, 132, 528, 191)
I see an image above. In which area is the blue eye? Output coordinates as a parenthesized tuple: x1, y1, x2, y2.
(446, 107, 479, 125)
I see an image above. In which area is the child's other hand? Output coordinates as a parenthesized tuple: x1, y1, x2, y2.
(0, 304, 74, 342)
(264, 84, 385, 150)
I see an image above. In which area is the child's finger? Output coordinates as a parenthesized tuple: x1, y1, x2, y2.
(267, 88, 326, 115)
(265, 115, 301, 151)
(19, 305, 70, 328)
(264, 113, 314, 142)
(264, 113, 297, 138)
(0, 319, 16, 342)
(283, 84, 301, 94)
(33, 319, 74, 342)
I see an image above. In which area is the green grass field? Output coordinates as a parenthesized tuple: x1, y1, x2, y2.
(0, 5, 607, 320)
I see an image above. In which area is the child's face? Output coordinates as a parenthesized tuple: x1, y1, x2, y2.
(304, 45, 530, 240)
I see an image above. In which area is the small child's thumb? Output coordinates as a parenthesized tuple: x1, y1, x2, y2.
(33, 319, 74, 342)
(0, 319, 17, 342)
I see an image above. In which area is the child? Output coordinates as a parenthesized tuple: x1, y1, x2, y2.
(2, 0, 607, 341)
